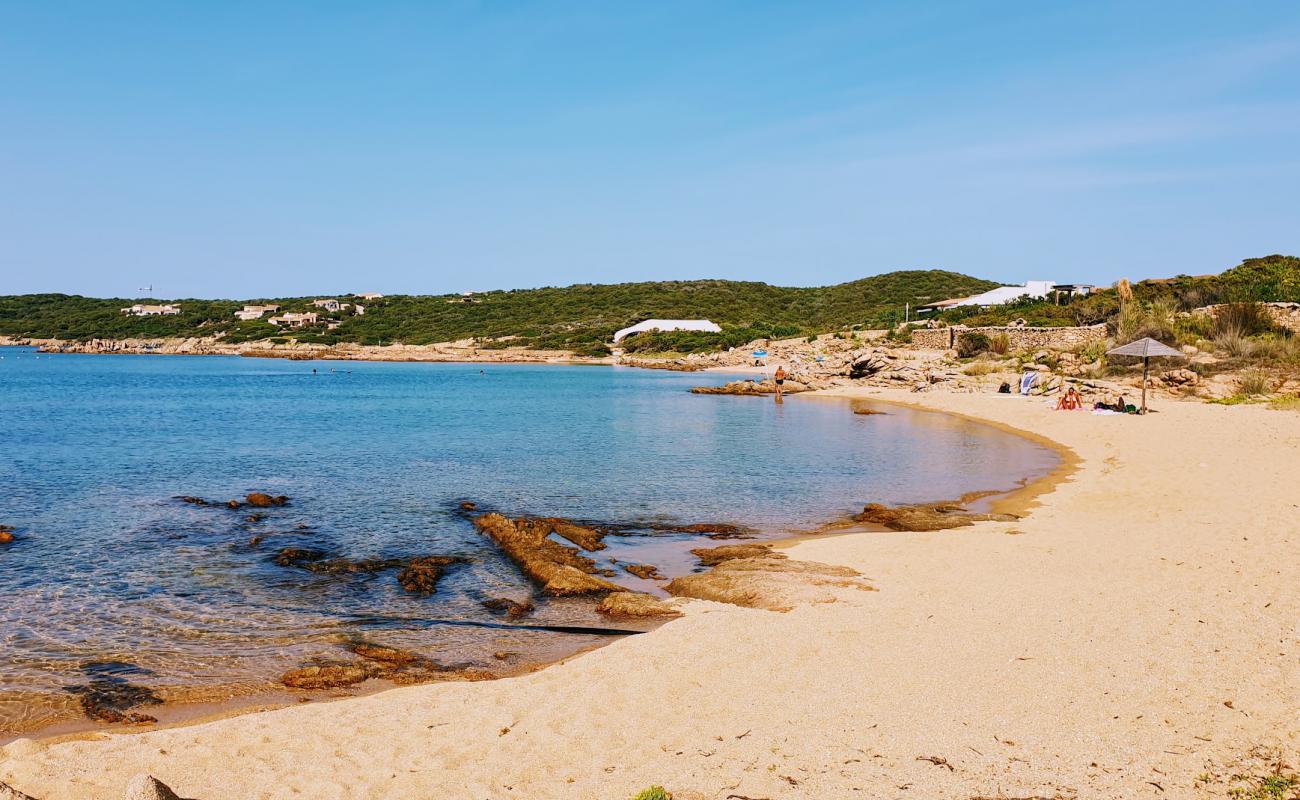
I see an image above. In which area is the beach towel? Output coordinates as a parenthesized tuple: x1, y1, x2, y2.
(1019, 371, 1040, 395)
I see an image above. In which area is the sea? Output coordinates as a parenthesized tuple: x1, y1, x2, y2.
(0, 346, 1058, 735)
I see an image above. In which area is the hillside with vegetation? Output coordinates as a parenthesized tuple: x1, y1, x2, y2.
(0, 270, 996, 355)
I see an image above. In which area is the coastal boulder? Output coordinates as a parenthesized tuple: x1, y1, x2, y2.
(122, 774, 182, 800)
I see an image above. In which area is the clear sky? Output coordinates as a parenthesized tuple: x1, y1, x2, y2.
(2, 2, 1298, 298)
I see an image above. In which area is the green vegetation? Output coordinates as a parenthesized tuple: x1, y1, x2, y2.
(0, 270, 996, 352)
(1228, 771, 1298, 800)
(955, 331, 991, 358)
(631, 788, 672, 800)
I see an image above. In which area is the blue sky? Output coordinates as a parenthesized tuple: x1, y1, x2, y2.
(2, 2, 1298, 298)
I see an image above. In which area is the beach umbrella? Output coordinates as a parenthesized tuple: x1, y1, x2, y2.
(1106, 337, 1184, 414)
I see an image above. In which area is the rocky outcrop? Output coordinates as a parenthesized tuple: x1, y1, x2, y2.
(347, 643, 423, 666)
(1160, 368, 1200, 387)
(472, 513, 623, 595)
(691, 543, 782, 566)
(667, 556, 875, 612)
(123, 774, 182, 800)
(855, 502, 1018, 532)
(538, 518, 608, 550)
(597, 591, 682, 618)
(691, 379, 809, 396)
(174, 496, 207, 506)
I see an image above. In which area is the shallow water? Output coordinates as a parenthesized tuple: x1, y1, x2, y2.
(0, 348, 1058, 734)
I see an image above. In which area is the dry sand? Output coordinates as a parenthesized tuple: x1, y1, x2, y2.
(3, 389, 1298, 799)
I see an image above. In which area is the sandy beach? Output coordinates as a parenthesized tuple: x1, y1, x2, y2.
(3, 389, 1297, 799)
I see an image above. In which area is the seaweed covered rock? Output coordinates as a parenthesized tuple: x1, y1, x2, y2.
(472, 513, 623, 596)
(856, 502, 1017, 532)
(597, 591, 682, 618)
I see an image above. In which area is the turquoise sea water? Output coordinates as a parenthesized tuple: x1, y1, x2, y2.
(0, 347, 1057, 733)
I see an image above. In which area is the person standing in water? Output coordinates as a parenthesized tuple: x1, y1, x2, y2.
(773, 365, 787, 401)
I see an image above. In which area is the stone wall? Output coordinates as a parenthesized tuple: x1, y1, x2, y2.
(1193, 302, 1300, 334)
(909, 324, 1108, 352)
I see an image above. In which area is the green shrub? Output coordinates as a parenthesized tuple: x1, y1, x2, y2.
(989, 331, 1010, 354)
(631, 787, 672, 800)
(1238, 369, 1274, 396)
(956, 331, 991, 357)
(1213, 301, 1276, 338)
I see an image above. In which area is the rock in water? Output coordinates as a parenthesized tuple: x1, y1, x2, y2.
(123, 774, 181, 800)
(280, 663, 372, 689)
(597, 591, 682, 618)
(0, 527, 14, 545)
(396, 556, 462, 595)
(623, 563, 663, 580)
(691, 543, 783, 566)
(481, 598, 535, 619)
(472, 513, 623, 596)
(245, 492, 289, 507)
(0, 780, 40, 800)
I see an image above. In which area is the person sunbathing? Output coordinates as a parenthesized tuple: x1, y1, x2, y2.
(1056, 387, 1084, 410)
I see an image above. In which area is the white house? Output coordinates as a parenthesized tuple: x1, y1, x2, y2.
(268, 312, 320, 328)
(613, 319, 722, 343)
(234, 304, 280, 321)
(121, 304, 181, 316)
(918, 281, 1057, 313)
(355, 293, 384, 300)
(312, 299, 342, 312)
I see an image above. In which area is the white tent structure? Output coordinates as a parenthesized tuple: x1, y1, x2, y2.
(919, 281, 1058, 313)
(613, 319, 722, 343)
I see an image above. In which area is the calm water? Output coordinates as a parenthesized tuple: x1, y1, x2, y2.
(0, 347, 1057, 733)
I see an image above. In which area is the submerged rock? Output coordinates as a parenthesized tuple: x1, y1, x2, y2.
(123, 774, 182, 800)
(856, 502, 1017, 532)
(691, 543, 782, 566)
(271, 547, 331, 568)
(540, 518, 608, 551)
(245, 492, 289, 508)
(0, 526, 14, 545)
(348, 643, 423, 666)
(623, 563, 662, 580)
(667, 556, 874, 612)
(280, 662, 373, 689)
(396, 556, 463, 595)
(473, 513, 624, 596)
(674, 522, 754, 538)
(597, 591, 682, 618)
(481, 597, 535, 619)
(174, 496, 207, 506)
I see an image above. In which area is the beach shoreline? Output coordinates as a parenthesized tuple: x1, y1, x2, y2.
(2, 391, 1061, 747)
(3, 388, 1296, 799)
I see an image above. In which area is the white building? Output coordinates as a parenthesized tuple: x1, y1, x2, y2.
(121, 304, 181, 316)
(613, 319, 722, 343)
(355, 293, 384, 300)
(234, 304, 281, 321)
(268, 312, 320, 328)
(918, 281, 1058, 313)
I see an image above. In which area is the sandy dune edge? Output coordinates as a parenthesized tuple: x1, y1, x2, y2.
(2, 390, 1297, 799)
